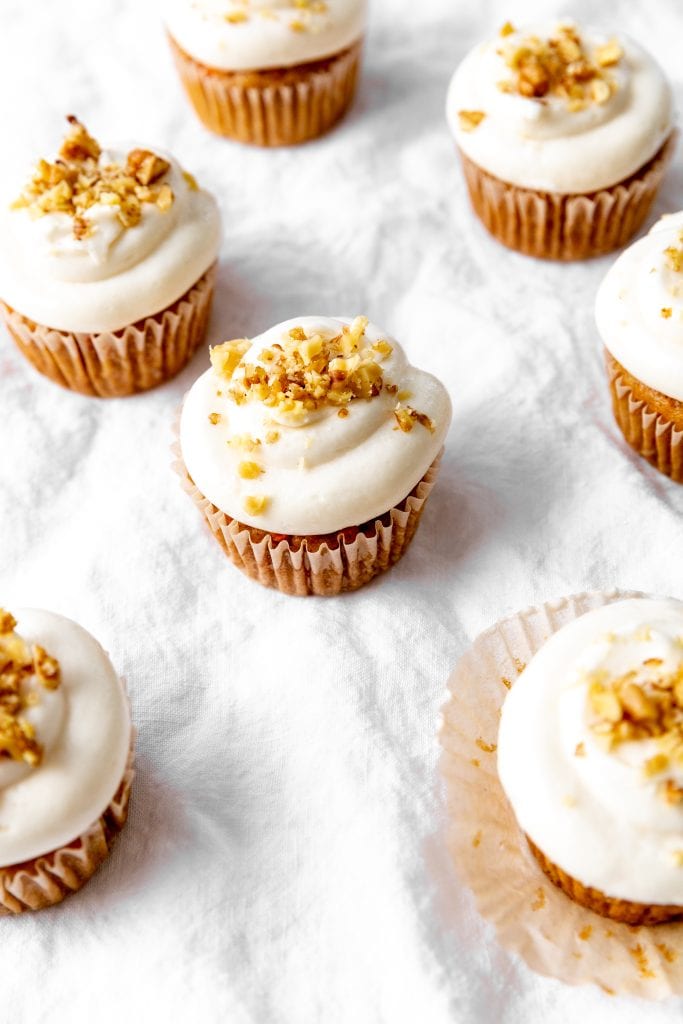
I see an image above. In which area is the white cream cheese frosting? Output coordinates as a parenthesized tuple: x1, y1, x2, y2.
(447, 22, 673, 194)
(498, 597, 683, 906)
(180, 316, 452, 535)
(596, 212, 683, 402)
(165, 0, 367, 72)
(0, 132, 220, 333)
(0, 609, 131, 869)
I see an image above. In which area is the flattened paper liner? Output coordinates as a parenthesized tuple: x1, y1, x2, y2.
(169, 34, 362, 146)
(0, 735, 135, 915)
(0, 263, 216, 398)
(606, 349, 683, 483)
(172, 440, 442, 596)
(439, 589, 683, 999)
(458, 133, 675, 261)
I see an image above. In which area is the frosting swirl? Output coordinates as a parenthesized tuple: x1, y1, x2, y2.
(180, 316, 452, 535)
(498, 598, 683, 905)
(0, 120, 220, 333)
(0, 609, 131, 869)
(447, 21, 673, 194)
(596, 212, 683, 401)
(165, 0, 367, 72)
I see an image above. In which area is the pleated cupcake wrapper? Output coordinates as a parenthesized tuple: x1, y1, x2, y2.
(606, 350, 683, 483)
(0, 263, 216, 398)
(172, 442, 442, 596)
(0, 733, 135, 915)
(439, 589, 683, 1000)
(169, 34, 362, 146)
(458, 133, 675, 260)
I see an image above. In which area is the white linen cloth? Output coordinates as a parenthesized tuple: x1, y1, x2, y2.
(1, 1, 683, 1020)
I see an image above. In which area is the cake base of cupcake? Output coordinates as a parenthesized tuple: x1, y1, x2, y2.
(527, 836, 683, 926)
(174, 449, 442, 596)
(1, 264, 216, 398)
(0, 746, 134, 915)
(458, 134, 675, 260)
(168, 34, 362, 146)
(605, 349, 683, 482)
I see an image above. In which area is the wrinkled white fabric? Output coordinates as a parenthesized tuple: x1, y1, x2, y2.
(1, 0, 683, 1022)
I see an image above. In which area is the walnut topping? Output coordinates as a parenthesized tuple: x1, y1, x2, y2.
(500, 21, 515, 37)
(586, 655, 683, 803)
(661, 307, 673, 319)
(244, 495, 269, 516)
(212, 317, 392, 422)
(664, 240, 683, 273)
(238, 461, 263, 480)
(11, 117, 175, 238)
(0, 610, 62, 767)
(393, 405, 435, 434)
(498, 24, 622, 110)
(458, 110, 486, 132)
(208, 413, 221, 425)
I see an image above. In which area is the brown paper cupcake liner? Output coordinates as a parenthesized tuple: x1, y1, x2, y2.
(458, 133, 675, 260)
(0, 739, 135, 915)
(169, 34, 362, 146)
(606, 348, 683, 483)
(439, 589, 683, 999)
(173, 443, 442, 596)
(0, 263, 216, 398)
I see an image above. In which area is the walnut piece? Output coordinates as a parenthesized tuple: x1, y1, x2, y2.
(458, 110, 486, 132)
(586, 654, 683, 804)
(498, 24, 622, 111)
(0, 609, 62, 767)
(11, 117, 175, 239)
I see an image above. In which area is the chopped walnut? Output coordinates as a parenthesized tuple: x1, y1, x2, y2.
(498, 24, 622, 110)
(458, 110, 486, 132)
(208, 413, 221, 425)
(238, 461, 264, 480)
(393, 404, 435, 434)
(0, 610, 62, 767)
(244, 495, 269, 516)
(11, 117, 175, 239)
(664, 241, 683, 273)
(586, 654, 683, 804)
(662, 308, 673, 319)
(212, 317, 392, 423)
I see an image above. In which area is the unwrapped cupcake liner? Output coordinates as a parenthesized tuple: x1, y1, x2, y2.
(439, 589, 683, 999)
(0, 264, 216, 398)
(0, 738, 135, 915)
(606, 349, 683, 483)
(458, 133, 675, 260)
(169, 34, 362, 146)
(172, 443, 442, 596)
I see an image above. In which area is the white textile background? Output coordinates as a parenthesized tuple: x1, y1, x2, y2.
(1, 1, 683, 1021)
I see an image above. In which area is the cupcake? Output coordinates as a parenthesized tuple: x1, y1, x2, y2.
(0, 607, 133, 914)
(177, 315, 452, 595)
(597, 212, 683, 482)
(446, 21, 674, 260)
(0, 117, 220, 397)
(498, 596, 683, 926)
(165, 0, 366, 146)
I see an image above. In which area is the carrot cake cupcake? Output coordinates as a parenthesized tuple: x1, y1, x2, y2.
(597, 212, 683, 482)
(0, 117, 220, 397)
(446, 21, 674, 259)
(177, 315, 452, 595)
(498, 596, 683, 925)
(0, 607, 133, 914)
(165, 0, 367, 145)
